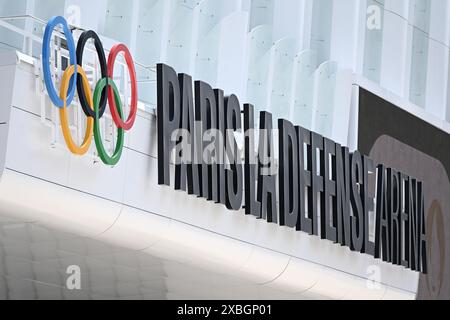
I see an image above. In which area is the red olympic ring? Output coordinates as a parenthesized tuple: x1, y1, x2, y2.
(107, 44, 138, 131)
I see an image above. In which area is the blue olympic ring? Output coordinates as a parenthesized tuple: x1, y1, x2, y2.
(42, 16, 78, 108)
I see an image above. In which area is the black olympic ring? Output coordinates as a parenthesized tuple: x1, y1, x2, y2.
(76, 30, 108, 119)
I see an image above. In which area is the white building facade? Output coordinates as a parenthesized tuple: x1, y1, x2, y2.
(0, 0, 449, 300)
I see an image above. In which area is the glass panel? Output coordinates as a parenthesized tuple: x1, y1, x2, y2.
(194, 0, 232, 85)
(194, 25, 220, 85)
(63, 0, 108, 31)
(314, 61, 337, 138)
(31, 0, 65, 57)
(103, 0, 134, 46)
(165, 0, 198, 74)
(249, 0, 274, 30)
(411, 0, 431, 31)
(269, 37, 296, 121)
(0, 0, 28, 51)
(134, 0, 164, 107)
(135, 0, 164, 65)
(292, 50, 318, 130)
(409, 0, 431, 108)
(409, 27, 429, 108)
(33, 0, 65, 21)
(363, 0, 385, 83)
(246, 25, 273, 117)
(216, 11, 249, 98)
(197, 0, 234, 33)
(310, 0, 333, 65)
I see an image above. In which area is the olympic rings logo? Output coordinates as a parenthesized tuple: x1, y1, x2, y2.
(42, 16, 138, 166)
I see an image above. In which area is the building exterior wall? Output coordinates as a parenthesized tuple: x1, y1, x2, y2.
(0, 0, 449, 299)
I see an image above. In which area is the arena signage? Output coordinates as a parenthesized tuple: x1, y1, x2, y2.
(157, 63, 428, 274)
(39, 16, 428, 274)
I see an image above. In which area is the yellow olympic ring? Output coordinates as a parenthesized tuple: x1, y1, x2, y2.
(59, 65, 94, 155)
